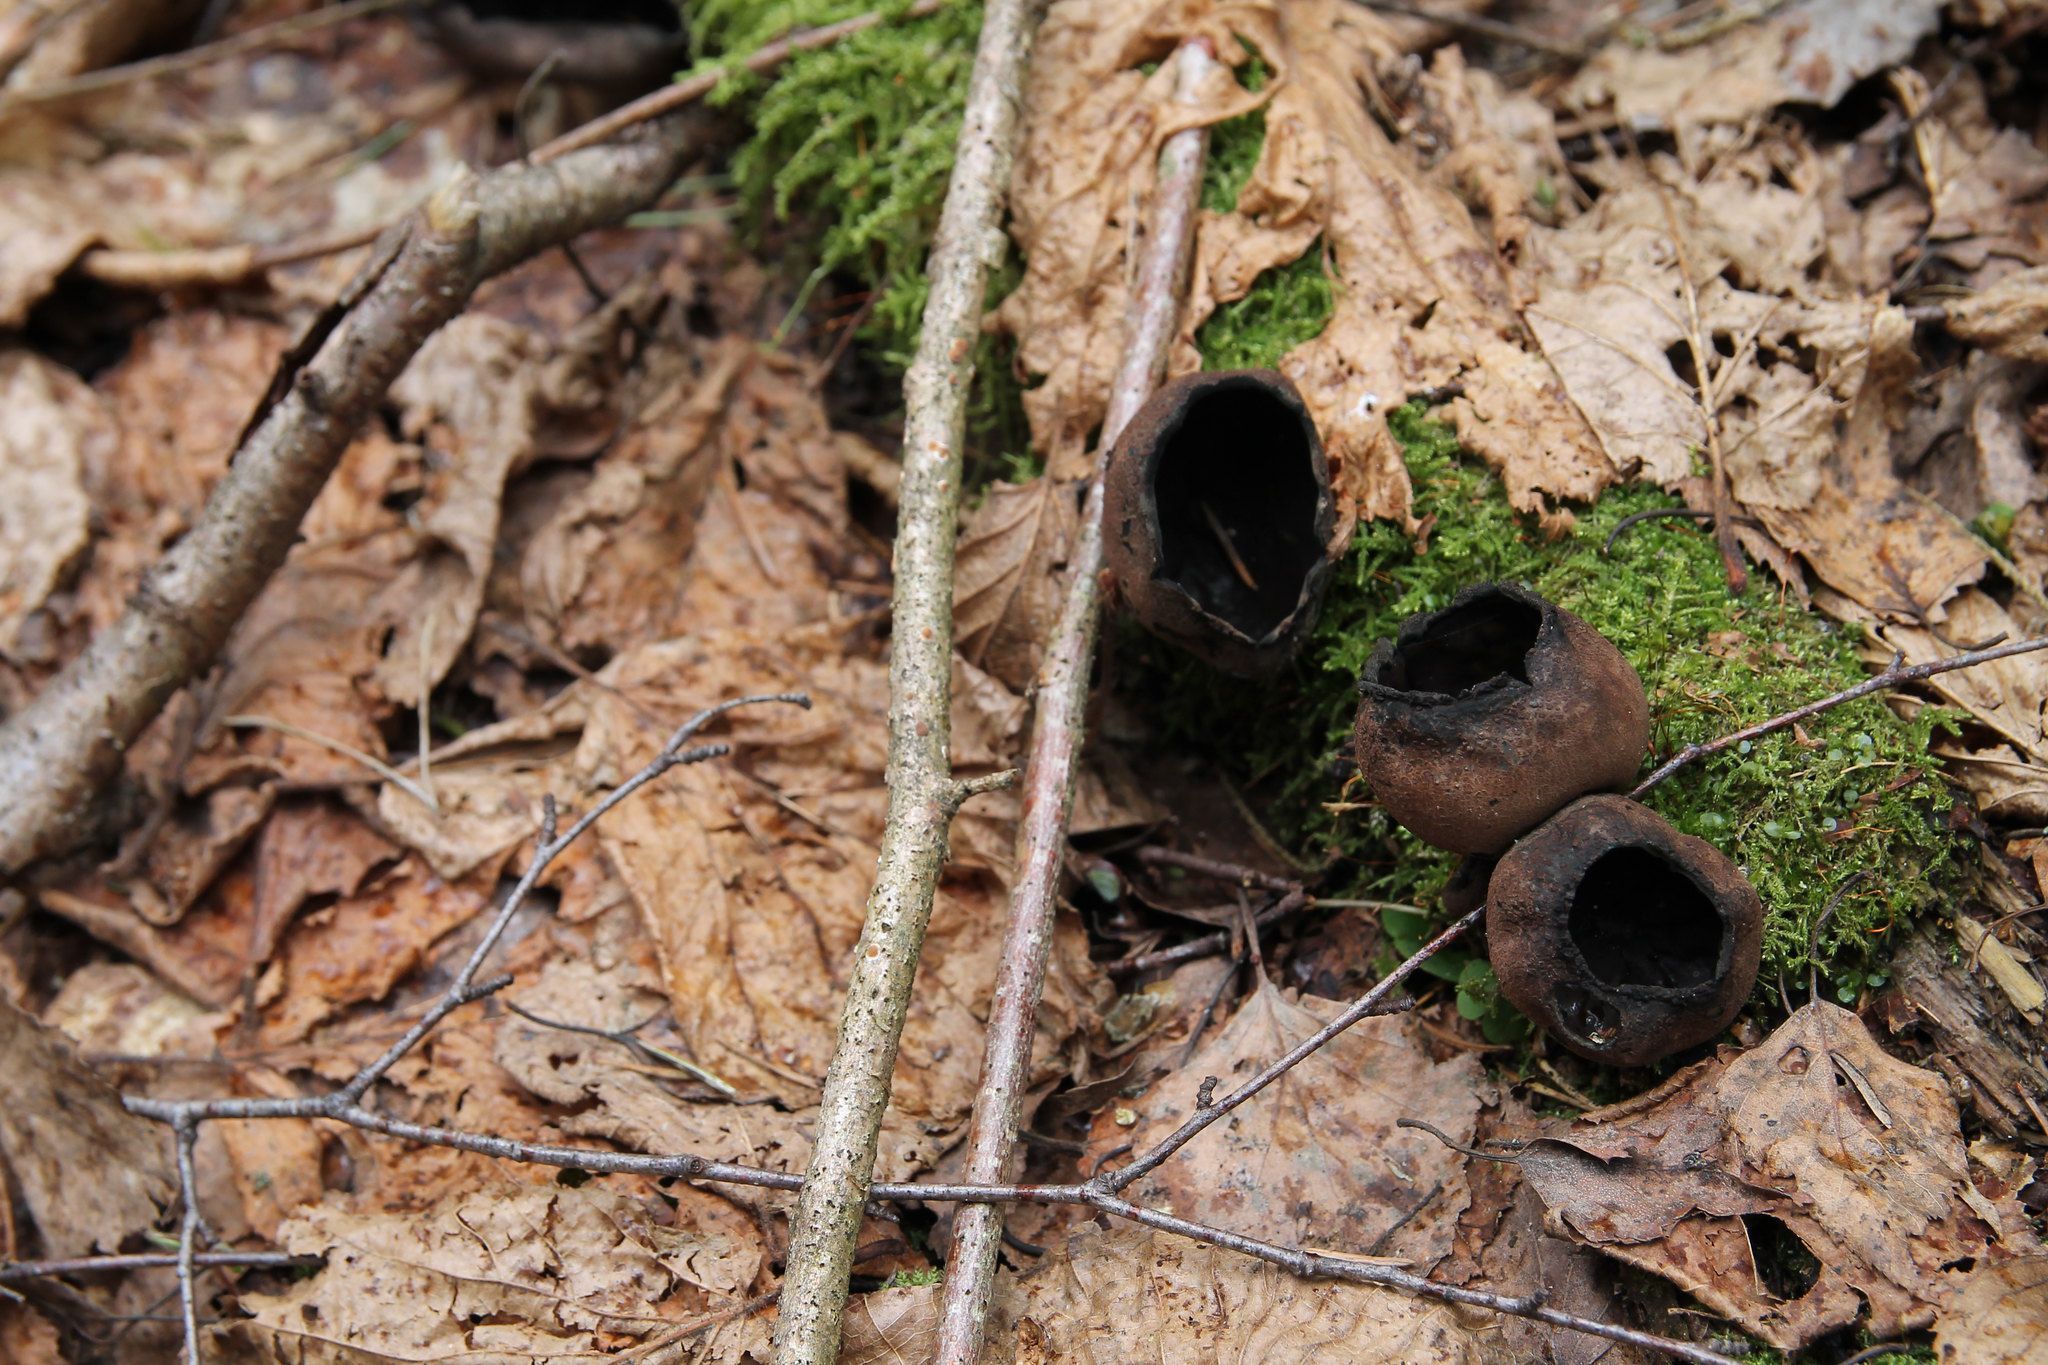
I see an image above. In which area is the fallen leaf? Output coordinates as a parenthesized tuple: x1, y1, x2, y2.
(220, 1182, 770, 1362)
(1110, 980, 1486, 1268)
(0, 998, 173, 1257)
(0, 351, 97, 656)
(995, 1224, 1483, 1362)
(841, 1283, 939, 1365)
(1564, 0, 1943, 131)
(1518, 1003, 2043, 1348)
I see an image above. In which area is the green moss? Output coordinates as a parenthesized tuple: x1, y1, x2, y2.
(1201, 50, 1269, 214)
(683, 1, 1027, 462)
(881, 1266, 942, 1288)
(1129, 406, 1965, 1024)
(1195, 243, 1334, 372)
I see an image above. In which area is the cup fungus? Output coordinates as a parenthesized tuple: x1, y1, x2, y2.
(1351, 582, 1650, 855)
(1103, 369, 1335, 676)
(1486, 794, 1763, 1065)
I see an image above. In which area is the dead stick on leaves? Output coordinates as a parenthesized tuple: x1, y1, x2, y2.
(933, 38, 1217, 1363)
(769, 2, 1045, 1361)
(0, 111, 712, 875)
(36, 883, 1729, 1365)
(117, 693, 809, 1362)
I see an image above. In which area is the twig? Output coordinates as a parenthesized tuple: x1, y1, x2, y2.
(503, 1001, 739, 1098)
(0, 0, 407, 110)
(0, 105, 715, 874)
(1601, 505, 1762, 556)
(1104, 887, 1311, 976)
(531, 0, 951, 164)
(933, 39, 1215, 1362)
(223, 714, 437, 812)
(0, 1252, 315, 1282)
(1632, 636, 2048, 797)
(1137, 845, 1298, 892)
(771, 5, 1046, 1361)
(44, 902, 1727, 1365)
(119, 694, 807, 1363)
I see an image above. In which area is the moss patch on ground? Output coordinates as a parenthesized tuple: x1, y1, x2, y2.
(684, 0, 1027, 460)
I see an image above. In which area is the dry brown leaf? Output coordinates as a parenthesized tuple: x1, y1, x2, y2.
(994, 1224, 1484, 1363)
(1110, 981, 1485, 1267)
(840, 1284, 939, 1365)
(955, 479, 1078, 689)
(0, 351, 97, 656)
(1518, 1003, 2042, 1349)
(0, 998, 173, 1257)
(220, 1183, 770, 1363)
(1941, 265, 2048, 363)
(1934, 1255, 2048, 1365)
(1564, 0, 1942, 131)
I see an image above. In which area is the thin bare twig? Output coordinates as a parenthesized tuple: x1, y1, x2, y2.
(0, 1252, 314, 1282)
(18, 888, 1734, 1364)
(1104, 887, 1312, 976)
(531, 0, 951, 164)
(933, 40, 1216, 1361)
(1137, 844, 1298, 892)
(0, 107, 716, 875)
(222, 714, 438, 812)
(1098, 908, 1483, 1194)
(1632, 636, 2048, 796)
(1346, 0, 1591, 61)
(503, 1001, 738, 1098)
(118, 694, 808, 1362)
(772, 4, 1047, 1360)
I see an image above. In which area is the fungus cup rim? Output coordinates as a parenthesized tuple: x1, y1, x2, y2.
(1355, 580, 1557, 710)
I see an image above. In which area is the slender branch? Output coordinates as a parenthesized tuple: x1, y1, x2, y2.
(932, 41, 1216, 1362)
(76, 891, 1720, 1365)
(0, 1252, 315, 1282)
(531, 0, 951, 163)
(1632, 636, 2048, 797)
(1345, 0, 1592, 61)
(0, 108, 714, 874)
(116, 695, 807, 1362)
(1105, 887, 1312, 977)
(1136, 845, 1298, 892)
(1097, 908, 1484, 1194)
(771, 6, 1046, 1361)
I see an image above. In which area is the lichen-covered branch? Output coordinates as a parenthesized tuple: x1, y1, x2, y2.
(769, 3, 1047, 1361)
(0, 113, 709, 874)
(932, 39, 1216, 1364)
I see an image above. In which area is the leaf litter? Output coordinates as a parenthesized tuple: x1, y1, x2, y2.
(3, 0, 2048, 1360)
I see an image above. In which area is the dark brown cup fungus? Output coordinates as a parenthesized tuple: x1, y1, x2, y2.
(1351, 582, 1650, 855)
(1103, 369, 1335, 676)
(1486, 795, 1763, 1066)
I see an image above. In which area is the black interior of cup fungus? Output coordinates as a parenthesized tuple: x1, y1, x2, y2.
(1151, 381, 1322, 639)
(1375, 588, 1541, 695)
(1568, 846, 1723, 990)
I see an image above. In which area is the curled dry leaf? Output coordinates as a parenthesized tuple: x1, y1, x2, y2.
(219, 1183, 770, 1363)
(0, 999, 174, 1258)
(995, 1224, 1483, 1362)
(1107, 981, 1485, 1268)
(1515, 1003, 2043, 1349)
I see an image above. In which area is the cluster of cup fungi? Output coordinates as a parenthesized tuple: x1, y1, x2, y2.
(1106, 369, 1764, 1067)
